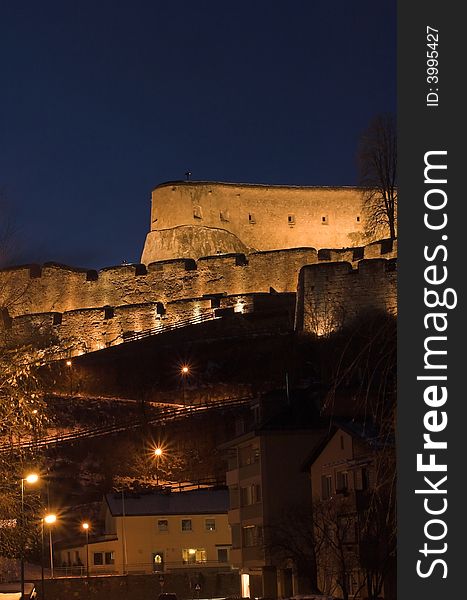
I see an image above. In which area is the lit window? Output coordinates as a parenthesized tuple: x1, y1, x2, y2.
(205, 519, 216, 531)
(182, 548, 206, 563)
(181, 519, 192, 532)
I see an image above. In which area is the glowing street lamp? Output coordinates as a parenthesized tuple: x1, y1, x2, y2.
(41, 513, 57, 598)
(20, 473, 39, 600)
(180, 365, 190, 406)
(81, 522, 90, 578)
(154, 447, 163, 485)
(66, 360, 73, 395)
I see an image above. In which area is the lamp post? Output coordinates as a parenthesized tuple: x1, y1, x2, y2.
(154, 447, 163, 485)
(66, 360, 73, 395)
(181, 365, 189, 407)
(20, 473, 39, 600)
(41, 514, 57, 600)
(81, 522, 90, 578)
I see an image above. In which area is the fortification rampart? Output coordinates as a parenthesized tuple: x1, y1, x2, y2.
(295, 258, 397, 336)
(1, 238, 396, 357)
(0, 239, 396, 321)
(141, 181, 370, 262)
(6, 292, 295, 357)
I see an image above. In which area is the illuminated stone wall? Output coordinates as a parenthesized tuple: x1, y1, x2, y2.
(141, 181, 370, 263)
(295, 258, 397, 336)
(0, 240, 396, 357)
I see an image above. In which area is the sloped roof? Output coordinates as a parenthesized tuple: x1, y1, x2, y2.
(105, 487, 229, 517)
(301, 419, 393, 471)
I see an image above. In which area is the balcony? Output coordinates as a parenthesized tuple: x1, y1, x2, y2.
(226, 469, 239, 486)
(238, 462, 260, 480)
(242, 546, 264, 564)
(241, 503, 263, 521)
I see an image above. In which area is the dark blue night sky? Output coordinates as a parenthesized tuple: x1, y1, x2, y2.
(1, 1, 396, 268)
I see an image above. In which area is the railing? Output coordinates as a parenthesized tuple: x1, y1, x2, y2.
(121, 311, 221, 344)
(52, 560, 233, 578)
(0, 396, 252, 453)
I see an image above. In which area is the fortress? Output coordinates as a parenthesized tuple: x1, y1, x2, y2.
(141, 181, 367, 262)
(0, 181, 397, 358)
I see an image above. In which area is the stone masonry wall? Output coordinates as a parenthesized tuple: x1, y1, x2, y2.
(1, 239, 396, 319)
(1, 240, 397, 357)
(141, 181, 369, 262)
(295, 258, 397, 336)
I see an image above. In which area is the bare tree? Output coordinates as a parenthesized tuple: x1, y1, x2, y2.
(0, 192, 22, 269)
(312, 497, 364, 600)
(358, 114, 397, 240)
(265, 506, 320, 594)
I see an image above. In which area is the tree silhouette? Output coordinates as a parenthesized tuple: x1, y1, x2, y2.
(358, 114, 397, 240)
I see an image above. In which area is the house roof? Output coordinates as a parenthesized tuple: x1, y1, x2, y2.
(301, 420, 392, 471)
(105, 487, 229, 517)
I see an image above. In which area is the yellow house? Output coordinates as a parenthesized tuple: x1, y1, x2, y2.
(55, 487, 232, 576)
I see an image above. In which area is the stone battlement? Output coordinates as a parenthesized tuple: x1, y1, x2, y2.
(1, 239, 396, 320)
(295, 258, 397, 336)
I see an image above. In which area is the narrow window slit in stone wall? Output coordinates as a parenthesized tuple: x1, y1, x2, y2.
(104, 306, 114, 320)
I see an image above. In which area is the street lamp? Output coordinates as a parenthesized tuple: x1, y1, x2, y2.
(81, 522, 90, 578)
(154, 447, 163, 485)
(66, 360, 73, 395)
(180, 365, 189, 406)
(20, 473, 39, 600)
(41, 513, 57, 600)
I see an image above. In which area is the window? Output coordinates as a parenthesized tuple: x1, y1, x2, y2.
(288, 214, 295, 225)
(239, 445, 260, 466)
(241, 484, 261, 506)
(336, 471, 349, 492)
(182, 548, 206, 564)
(181, 519, 192, 532)
(220, 210, 230, 222)
(356, 215, 361, 222)
(205, 519, 216, 531)
(248, 213, 256, 224)
(158, 519, 168, 532)
(105, 551, 115, 565)
(217, 548, 228, 563)
(355, 467, 369, 491)
(193, 205, 203, 219)
(321, 474, 332, 500)
(93, 552, 103, 566)
(104, 306, 114, 320)
(75, 551, 80, 562)
(321, 215, 329, 225)
(242, 525, 262, 547)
